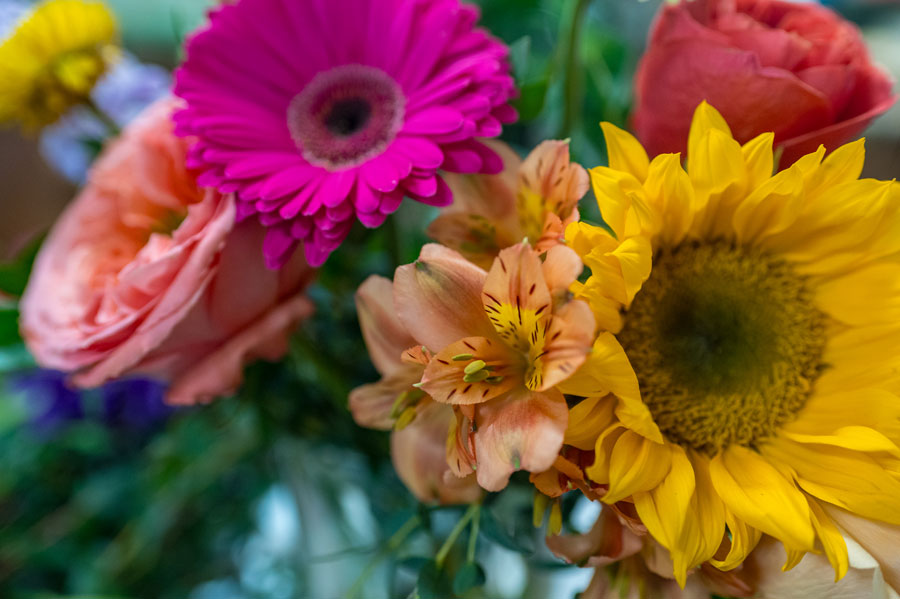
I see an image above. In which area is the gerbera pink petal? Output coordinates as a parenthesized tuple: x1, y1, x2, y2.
(176, 0, 515, 268)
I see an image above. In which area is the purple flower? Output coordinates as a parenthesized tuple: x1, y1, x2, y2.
(100, 377, 173, 430)
(9, 369, 172, 435)
(174, 0, 517, 268)
(9, 370, 83, 435)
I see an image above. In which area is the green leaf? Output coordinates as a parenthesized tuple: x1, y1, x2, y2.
(0, 306, 20, 346)
(452, 562, 486, 595)
(398, 556, 430, 573)
(0, 232, 44, 297)
(417, 560, 454, 599)
(478, 508, 535, 555)
(508, 35, 531, 80)
(513, 79, 549, 122)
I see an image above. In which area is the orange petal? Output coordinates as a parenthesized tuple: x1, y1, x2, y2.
(482, 243, 553, 351)
(421, 336, 520, 405)
(393, 244, 493, 352)
(356, 275, 417, 376)
(518, 140, 590, 240)
(546, 506, 643, 566)
(541, 244, 584, 301)
(473, 389, 568, 491)
(447, 407, 476, 478)
(391, 400, 482, 505)
(425, 213, 506, 271)
(533, 299, 595, 391)
(348, 363, 424, 430)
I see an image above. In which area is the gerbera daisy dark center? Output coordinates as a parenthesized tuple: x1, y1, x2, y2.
(617, 241, 827, 455)
(287, 64, 405, 170)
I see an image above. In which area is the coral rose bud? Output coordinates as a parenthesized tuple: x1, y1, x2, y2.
(20, 98, 315, 405)
(633, 0, 896, 165)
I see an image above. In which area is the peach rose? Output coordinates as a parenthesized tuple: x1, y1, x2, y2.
(20, 98, 315, 405)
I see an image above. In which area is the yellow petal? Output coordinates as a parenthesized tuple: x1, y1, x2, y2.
(783, 426, 900, 459)
(643, 153, 696, 246)
(604, 430, 672, 504)
(688, 101, 733, 145)
(610, 235, 653, 306)
(601, 122, 649, 183)
(763, 438, 900, 526)
(710, 509, 762, 571)
(732, 153, 816, 245)
(809, 500, 849, 581)
(688, 127, 745, 200)
(633, 445, 720, 587)
(564, 395, 617, 450)
(741, 132, 775, 189)
(590, 166, 647, 240)
(557, 332, 663, 443)
(808, 138, 866, 194)
(816, 327, 900, 399)
(816, 262, 900, 326)
(674, 453, 727, 578)
(709, 445, 816, 551)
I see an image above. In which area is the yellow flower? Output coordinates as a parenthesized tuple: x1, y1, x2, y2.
(0, 0, 118, 130)
(562, 102, 900, 587)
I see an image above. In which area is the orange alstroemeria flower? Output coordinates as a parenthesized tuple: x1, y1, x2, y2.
(393, 241, 595, 491)
(428, 140, 590, 270)
(349, 275, 481, 505)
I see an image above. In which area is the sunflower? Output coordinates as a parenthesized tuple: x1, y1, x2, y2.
(561, 102, 900, 587)
(0, 0, 117, 130)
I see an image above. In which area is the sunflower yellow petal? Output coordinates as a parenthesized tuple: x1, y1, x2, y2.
(688, 101, 733, 146)
(643, 153, 696, 246)
(589, 167, 646, 240)
(603, 430, 672, 503)
(809, 500, 849, 581)
(709, 445, 816, 552)
(808, 138, 866, 193)
(677, 453, 728, 573)
(783, 426, 900, 458)
(688, 126, 745, 198)
(817, 330, 900, 399)
(633, 445, 695, 550)
(783, 549, 806, 572)
(732, 155, 812, 244)
(710, 509, 762, 571)
(763, 438, 900, 526)
(770, 180, 900, 276)
(816, 262, 900, 326)
(601, 121, 649, 183)
(558, 333, 663, 443)
(610, 235, 653, 306)
(564, 395, 617, 450)
(741, 132, 775, 189)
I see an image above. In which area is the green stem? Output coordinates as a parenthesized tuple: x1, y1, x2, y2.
(559, 0, 591, 138)
(466, 503, 481, 563)
(345, 515, 421, 599)
(84, 96, 121, 137)
(436, 502, 480, 567)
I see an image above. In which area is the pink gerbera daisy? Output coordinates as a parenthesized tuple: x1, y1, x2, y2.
(174, 0, 517, 267)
